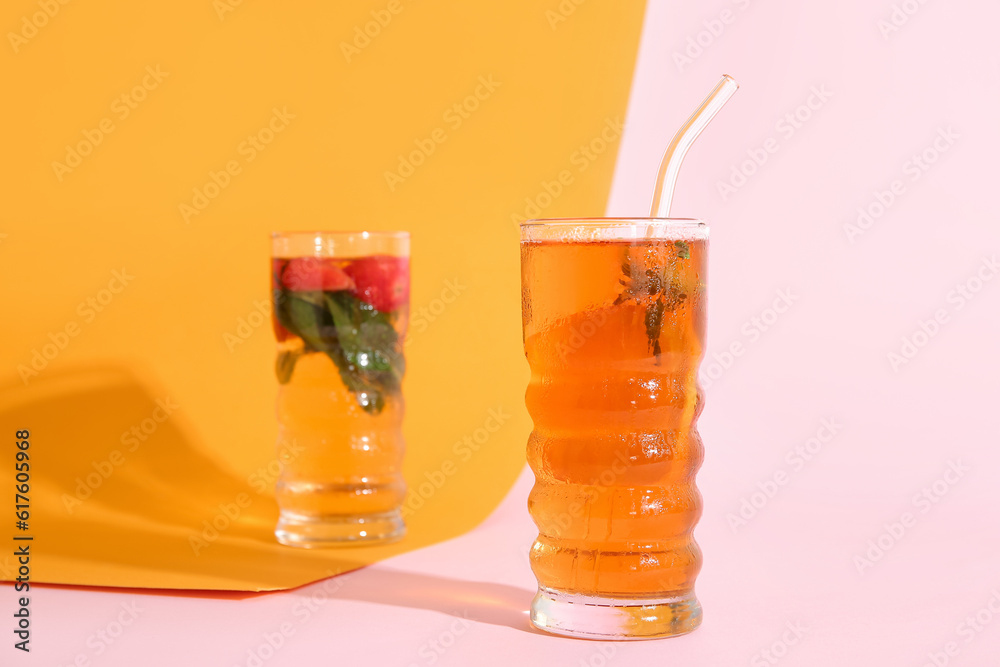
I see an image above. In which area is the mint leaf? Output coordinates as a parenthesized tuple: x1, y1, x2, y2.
(616, 243, 691, 361)
(275, 348, 301, 383)
(322, 292, 404, 414)
(273, 291, 344, 385)
(288, 292, 339, 350)
(645, 296, 665, 359)
(324, 292, 404, 387)
(273, 288, 335, 351)
(272, 285, 404, 414)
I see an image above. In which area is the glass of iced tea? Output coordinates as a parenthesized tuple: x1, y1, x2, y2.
(270, 231, 409, 547)
(520, 218, 707, 639)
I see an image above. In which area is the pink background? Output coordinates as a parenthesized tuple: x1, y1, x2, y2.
(20, 0, 1000, 664)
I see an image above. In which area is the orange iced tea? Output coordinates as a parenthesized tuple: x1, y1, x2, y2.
(520, 219, 707, 639)
(270, 231, 409, 546)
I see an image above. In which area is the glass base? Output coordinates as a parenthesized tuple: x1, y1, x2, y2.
(275, 509, 405, 548)
(529, 588, 702, 640)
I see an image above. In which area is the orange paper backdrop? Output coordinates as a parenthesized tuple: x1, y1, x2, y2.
(0, 0, 646, 590)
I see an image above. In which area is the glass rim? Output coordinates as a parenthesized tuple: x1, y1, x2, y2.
(271, 230, 409, 258)
(520, 217, 707, 242)
(520, 217, 706, 228)
(270, 230, 410, 239)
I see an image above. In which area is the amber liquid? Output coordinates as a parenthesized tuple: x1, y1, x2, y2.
(272, 257, 407, 541)
(274, 352, 406, 518)
(521, 237, 706, 599)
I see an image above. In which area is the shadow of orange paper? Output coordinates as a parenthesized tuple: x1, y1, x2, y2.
(0, 365, 388, 591)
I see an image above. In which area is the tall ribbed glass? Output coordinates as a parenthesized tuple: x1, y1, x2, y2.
(270, 231, 409, 547)
(519, 218, 707, 639)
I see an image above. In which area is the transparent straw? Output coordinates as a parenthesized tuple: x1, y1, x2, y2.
(649, 74, 739, 219)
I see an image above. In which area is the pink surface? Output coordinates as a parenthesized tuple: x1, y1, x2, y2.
(25, 464, 1000, 666)
(14, 0, 1000, 664)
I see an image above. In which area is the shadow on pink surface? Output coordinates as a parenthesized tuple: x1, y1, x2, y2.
(296, 566, 539, 633)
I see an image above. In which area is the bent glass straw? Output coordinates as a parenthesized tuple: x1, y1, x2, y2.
(649, 74, 740, 219)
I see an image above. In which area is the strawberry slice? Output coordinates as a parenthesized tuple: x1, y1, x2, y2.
(343, 255, 409, 312)
(280, 257, 355, 292)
